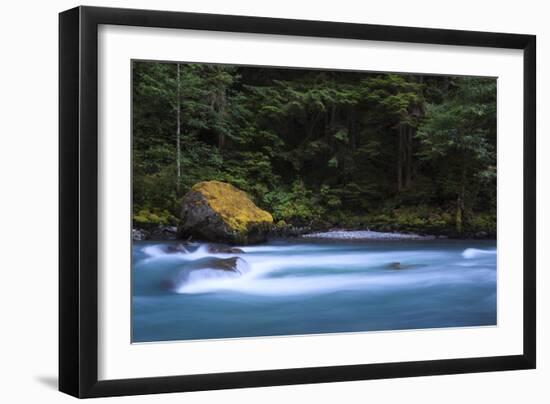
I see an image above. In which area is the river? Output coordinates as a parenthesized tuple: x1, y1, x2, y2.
(132, 237, 496, 342)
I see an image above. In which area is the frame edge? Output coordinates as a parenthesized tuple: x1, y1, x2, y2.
(522, 34, 536, 369)
(58, 6, 81, 398)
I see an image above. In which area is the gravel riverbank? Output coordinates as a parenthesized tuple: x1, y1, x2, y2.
(302, 230, 437, 241)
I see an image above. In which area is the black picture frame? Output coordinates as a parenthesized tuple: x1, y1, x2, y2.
(59, 5, 536, 398)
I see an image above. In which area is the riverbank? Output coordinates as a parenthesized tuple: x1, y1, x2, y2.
(133, 225, 494, 243)
(133, 207, 496, 242)
(302, 230, 438, 241)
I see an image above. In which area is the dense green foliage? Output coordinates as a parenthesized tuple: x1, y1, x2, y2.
(133, 61, 496, 236)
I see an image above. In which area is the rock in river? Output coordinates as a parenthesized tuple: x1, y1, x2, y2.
(207, 245, 245, 254)
(179, 181, 273, 244)
(163, 242, 191, 254)
(191, 256, 249, 273)
(162, 256, 250, 291)
(384, 262, 425, 270)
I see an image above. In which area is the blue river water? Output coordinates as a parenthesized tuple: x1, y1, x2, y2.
(132, 238, 496, 342)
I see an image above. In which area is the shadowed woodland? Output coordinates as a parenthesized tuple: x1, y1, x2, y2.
(132, 61, 496, 237)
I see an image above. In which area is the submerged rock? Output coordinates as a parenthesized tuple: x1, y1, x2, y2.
(384, 262, 425, 270)
(163, 242, 191, 254)
(192, 256, 248, 273)
(163, 256, 250, 291)
(207, 245, 245, 254)
(179, 181, 273, 244)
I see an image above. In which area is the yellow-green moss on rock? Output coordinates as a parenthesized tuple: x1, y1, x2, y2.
(179, 181, 273, 244)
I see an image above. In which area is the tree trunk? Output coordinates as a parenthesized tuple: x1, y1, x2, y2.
(300, 112, 321, 148)
(397, 125, 403, 192)
(217, 89, 227, 154)
(405, 126, 413, 188)
(455, 158, 467, 234)
(176, 63, 181, 195)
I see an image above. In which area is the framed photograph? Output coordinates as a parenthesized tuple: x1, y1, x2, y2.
(59, 6, 536, 398)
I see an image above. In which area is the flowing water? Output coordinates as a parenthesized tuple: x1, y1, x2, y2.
(132, 238, 496, 342)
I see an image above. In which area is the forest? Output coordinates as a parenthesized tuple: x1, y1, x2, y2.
(132, 61, 497, 238)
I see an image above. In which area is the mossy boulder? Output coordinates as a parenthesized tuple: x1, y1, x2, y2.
(179, 181, 273, 244)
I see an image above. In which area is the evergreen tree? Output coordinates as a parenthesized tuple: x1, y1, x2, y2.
(131, 61, 497, 236)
